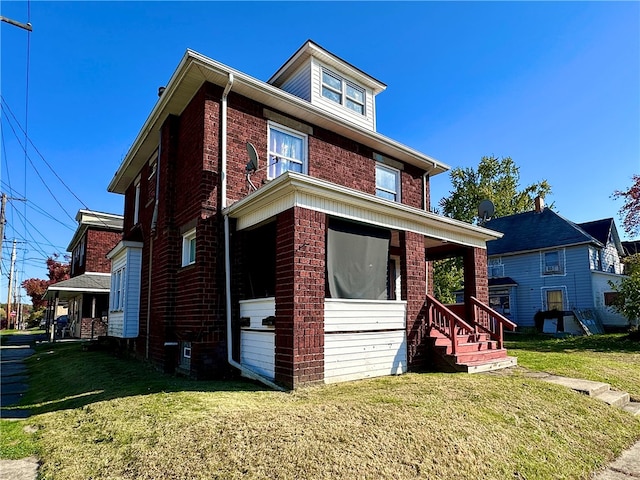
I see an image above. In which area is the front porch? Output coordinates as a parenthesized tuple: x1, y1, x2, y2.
(226, 172, 514, 388)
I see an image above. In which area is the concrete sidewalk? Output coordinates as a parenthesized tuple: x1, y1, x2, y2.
(0, 333, 45, 480)
(593, 440, 640, 479)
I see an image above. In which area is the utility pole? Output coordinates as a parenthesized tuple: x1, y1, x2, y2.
(6, 239, 17, 329)
(0, 193, 6, 276)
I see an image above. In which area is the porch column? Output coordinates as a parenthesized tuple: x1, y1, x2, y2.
(463, 246, 489, 321)
(274, 207, 326, 389)
(401, 231, 428, 370)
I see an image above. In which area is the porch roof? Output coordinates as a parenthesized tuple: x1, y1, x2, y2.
(224, 172, 502, 249)
(44, 273, 111, 301)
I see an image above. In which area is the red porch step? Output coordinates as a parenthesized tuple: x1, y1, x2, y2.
(428, 328, 517, 373)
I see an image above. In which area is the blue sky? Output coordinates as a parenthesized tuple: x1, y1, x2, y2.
(1, 1, 639, 303)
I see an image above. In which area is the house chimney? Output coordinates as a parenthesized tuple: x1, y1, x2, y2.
(535, 196, 545, 213)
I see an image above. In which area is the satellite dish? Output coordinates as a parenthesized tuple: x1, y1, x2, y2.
(246, 142, 259, 173)
(478, 199, 495, 223)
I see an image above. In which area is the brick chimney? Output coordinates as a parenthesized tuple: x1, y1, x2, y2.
(534, 196, 545, 213)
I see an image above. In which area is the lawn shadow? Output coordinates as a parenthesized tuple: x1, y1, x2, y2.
(504, 332, 640, 354)
(3, 341, 277, 417)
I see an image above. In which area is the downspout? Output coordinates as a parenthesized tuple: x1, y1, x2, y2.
(422, 172, 429, 211)
(221, 73, 284, 391)
(147, 136, 162, 359)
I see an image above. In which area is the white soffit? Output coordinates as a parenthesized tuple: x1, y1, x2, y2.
(109, 50, 448, 194)
(226, 173, 502, 249)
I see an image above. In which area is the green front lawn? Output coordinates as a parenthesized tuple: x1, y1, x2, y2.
(0, 334, 638, 479)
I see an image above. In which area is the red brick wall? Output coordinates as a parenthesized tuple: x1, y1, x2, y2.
(119, 80, 433, 380)
(464, 247, 489, 321)
(223, 93, 427, 210)
(84, 229, 122, 273)
(401, 231, 428, 370)
(275, 207, 326, 389)
(79, 317, 107, 339)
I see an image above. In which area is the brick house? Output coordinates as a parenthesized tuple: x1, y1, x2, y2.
(44, 209, 123, 339)
(107, 40, 515, 389)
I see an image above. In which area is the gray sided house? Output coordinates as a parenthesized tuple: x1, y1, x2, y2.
(483, 202, 628, 331)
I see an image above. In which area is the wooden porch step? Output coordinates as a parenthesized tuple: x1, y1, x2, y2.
(433, 338, 499, 353)
(456, 356, 518, 374)
(448, 348, 510, 365)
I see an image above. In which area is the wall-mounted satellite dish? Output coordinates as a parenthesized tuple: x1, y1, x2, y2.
(246, 142, 259, 173)
(478, 199, 495, 224)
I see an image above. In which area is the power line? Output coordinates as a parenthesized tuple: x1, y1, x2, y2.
(1, 109, 76, 224)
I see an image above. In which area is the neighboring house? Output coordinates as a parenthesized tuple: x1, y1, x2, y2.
(44, 210, 123, 339)
(106, 40, 514, 389)
(483, 199, 628, 331)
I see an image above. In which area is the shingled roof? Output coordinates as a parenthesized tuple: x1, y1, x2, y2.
(484, 208, 602, 256)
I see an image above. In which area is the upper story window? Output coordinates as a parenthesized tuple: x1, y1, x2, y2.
(182, 228, 196, 267)
(321, 68, 365, 115)
(488, 258, 504, 278)
(133, 175, 141, 226)
(79, 238, 85, 266)
(267, 122, 307, 180)
(542, 249, 564, 275)
(375, 163, 401, 202)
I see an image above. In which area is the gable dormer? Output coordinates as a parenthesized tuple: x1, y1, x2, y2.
(268, 40, 386, 132)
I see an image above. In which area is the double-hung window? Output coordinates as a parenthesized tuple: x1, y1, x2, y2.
(182, 228, 196, 267)
(375, 164, 401, 202)
(321, 68, 365, 115)
(543, 249, 564, 275)
(267, 122, 307, 179)
(111, 267, 126, 311)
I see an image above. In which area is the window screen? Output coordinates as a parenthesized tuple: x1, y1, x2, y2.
(327, 220, 390, 300)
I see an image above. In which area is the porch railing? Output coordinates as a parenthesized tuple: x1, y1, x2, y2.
(425, 294, 475, 355)
(469, 296, 517, 349)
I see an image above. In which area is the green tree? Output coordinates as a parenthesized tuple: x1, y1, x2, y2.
(608, 254, 640, 330)
(439, 156, 552, 224)
(434, 156, 552, 301)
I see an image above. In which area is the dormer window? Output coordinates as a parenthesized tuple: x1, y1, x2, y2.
(321, 68, 365, 115)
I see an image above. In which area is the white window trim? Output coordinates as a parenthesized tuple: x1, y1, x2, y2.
(375, 163, 401, 202)
(110, 266, 126, 312)
(541, 286, 567, 311)
(133, 175, 141, 225)
(182, 228, 196, 267)
(541, 248, 565, 276)
(267, 121, 308, 180)
(321, 67, 366, 115)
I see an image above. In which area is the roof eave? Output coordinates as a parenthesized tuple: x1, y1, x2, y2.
(108, 50, 448, 194)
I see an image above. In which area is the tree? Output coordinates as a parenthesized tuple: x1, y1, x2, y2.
(22, 278, 49, 310)
(608, 254, 640, 330)
(612, 174, 640, 238)
(21, 255, 70, 308)
(434, 156, 552, 301)
(439, 156, 552, 224)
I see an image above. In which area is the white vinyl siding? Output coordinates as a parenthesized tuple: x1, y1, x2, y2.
(310, 58, 375, 131)
(239, 298, 276, 380)
(108, 242, 142, 338)
(324, 299, 407, 383)
(278, 63, 312, 101)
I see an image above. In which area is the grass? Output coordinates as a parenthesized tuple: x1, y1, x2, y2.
(0, 421, 38, 459)
(0, 334, 639, 479)
(505, 332, 640, 399)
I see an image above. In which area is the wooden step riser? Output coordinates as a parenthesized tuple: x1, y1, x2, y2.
(434, 342, 500, 354)
(429, 332, 492, 343)
(446, 350, 509, 364)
